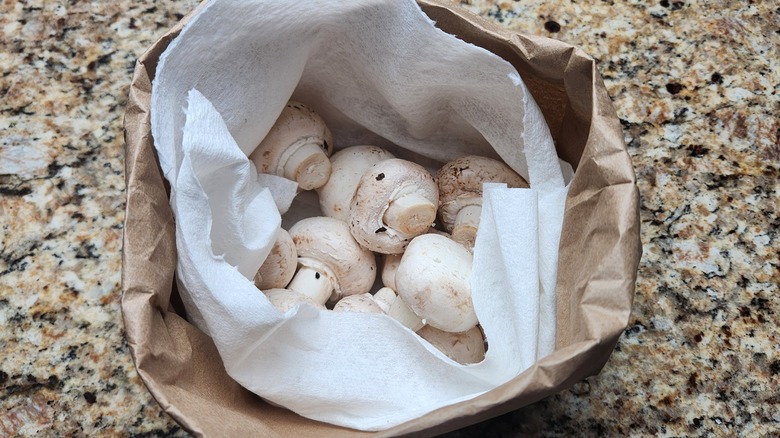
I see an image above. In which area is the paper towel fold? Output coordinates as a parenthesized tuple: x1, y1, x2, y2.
(152, 0, 568, 430)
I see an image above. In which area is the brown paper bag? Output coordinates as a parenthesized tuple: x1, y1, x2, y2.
(122, 1, 641, 436)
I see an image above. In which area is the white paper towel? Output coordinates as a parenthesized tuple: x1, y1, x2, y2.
(152, 0, 568, 430)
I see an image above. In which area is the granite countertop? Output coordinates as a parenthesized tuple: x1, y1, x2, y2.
(1, 0, 777, 436)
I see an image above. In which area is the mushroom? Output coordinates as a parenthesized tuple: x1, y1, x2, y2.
(253, 228, 297, 290)
(395, 233, 477, 333)
(264, 288, 326, 313)
(350, 159, 438, 254)
(317, 145, 395, 221)
(417, 325, 486, 364)
(373, 287, 425, 331)
(249, 101, 334, 190)
(286, 216, 376, 305)
(436, 155, 528, 249)
(333, 293, 384, 314)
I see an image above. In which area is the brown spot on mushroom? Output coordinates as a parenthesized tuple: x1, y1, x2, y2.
(376, 173, 385, 181)
(375, 227, 387, 233)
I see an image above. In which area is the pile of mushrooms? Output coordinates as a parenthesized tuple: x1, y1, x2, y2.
(250, 101, 528, 365)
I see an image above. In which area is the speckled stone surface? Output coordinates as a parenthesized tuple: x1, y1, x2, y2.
(1, 0, 777, 436)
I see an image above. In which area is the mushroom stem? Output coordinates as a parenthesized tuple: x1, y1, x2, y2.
(451, 204, 482, 249)
(388, 295, 425, 331)
(282, 140, 332, 191)
(380, 254, 402, 291)
(373, 287, 425, 331)
(373, 287, 396, 313)
(287, 264, 333, 305)
(383, 192, 437, 236)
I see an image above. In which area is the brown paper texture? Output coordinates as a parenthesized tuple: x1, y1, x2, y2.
(122, 1, 641, 436)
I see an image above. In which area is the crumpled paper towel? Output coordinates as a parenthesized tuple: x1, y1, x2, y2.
(151, 0, 568, 431)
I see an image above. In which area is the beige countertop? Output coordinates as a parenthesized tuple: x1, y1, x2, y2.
(1, 0, 777, 436)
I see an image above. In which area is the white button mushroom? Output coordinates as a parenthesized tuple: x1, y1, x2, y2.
(333, 293, 384, 314)
(395, 233, 477, 333)
(253, 228, 297, 290)
(317, 145, 396, 222)
(350, 159, 438, 254)
(373, 287, 425, 331)
(286, 216, 376, 305)
(264, 288, 326, 313)
(436, 155, 528, 249)
(417, 325, 486, 364)
(249, 101, 334, 190)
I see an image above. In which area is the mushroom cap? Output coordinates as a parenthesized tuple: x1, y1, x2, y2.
(248, 101, 334, 185)
(264, 288, 325, 313)
(350, 159, 438, 254)
(381, 228, 450, 291)
(417, 325, 486, 364)
(333, 293, 384, 314)
(317, 145, 395, 221)
(254, 228, 297, 290)
(288, 216, 376, 298)
(436, 155, 528, 232)
(395, 233, 477, 332)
